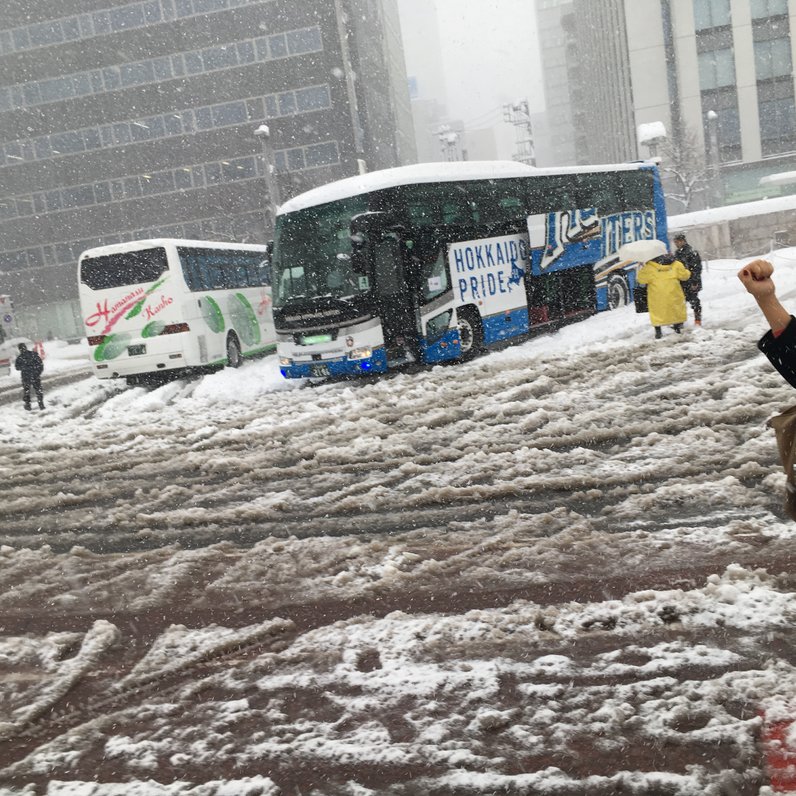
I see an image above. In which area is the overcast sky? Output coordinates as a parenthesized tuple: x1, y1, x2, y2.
(399, 0, 544, 160)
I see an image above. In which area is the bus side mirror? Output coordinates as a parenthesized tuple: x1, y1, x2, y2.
(350, 234, 370, 275)
(349, 214, 379, 275)
(349, 212, 403, 274)
(265, 240, 274, 259)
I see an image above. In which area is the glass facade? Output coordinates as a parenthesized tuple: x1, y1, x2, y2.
(751, 0, 789, 19)
(752, 7, 796, 156)
(696, 29, 742, 162)
(0, 0, 415, 332)
(0, 26, 323, 113)
(693, 0, 731, 31)
(1, 85, 332, 167)
(0, 0, 269, 55)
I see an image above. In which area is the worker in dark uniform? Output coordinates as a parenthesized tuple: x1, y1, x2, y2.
(14, 343, 44, 410)
(673, 233, 703, 326)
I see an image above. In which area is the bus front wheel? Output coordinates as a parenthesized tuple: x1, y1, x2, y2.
(457, 309, 483, 361)
(226, 334, 242, 368)
(607, 274, 630, 310)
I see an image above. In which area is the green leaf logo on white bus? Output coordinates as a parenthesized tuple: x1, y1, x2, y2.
(201, 296, 225, 333)
(142, 320, 167, 338)
(228, 293, 261, 346)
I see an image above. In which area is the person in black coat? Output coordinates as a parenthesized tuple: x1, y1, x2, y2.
(673, 233, 703, 325)
(14, 343, 45, 410)
(738, 259, 796, 387)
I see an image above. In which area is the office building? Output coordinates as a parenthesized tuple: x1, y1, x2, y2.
(629, 0, 796, 205)
(0, 0, 415, 338)
(536, 0, 796, 209)
(534, 0, 576, 166)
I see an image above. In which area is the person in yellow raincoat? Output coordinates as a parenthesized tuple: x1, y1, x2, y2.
(636, 253, 691, 339)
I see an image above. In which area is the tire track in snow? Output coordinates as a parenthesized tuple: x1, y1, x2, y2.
(0, 329, 788, 552)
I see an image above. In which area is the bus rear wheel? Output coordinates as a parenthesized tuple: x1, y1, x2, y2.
(607, 274, 630, 309)
(457, 309, 483, 361)
(226, 334, 242, 368)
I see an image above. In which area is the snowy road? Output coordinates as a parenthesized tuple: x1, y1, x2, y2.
(0, 316, 787, 553)
(1, 256, 796, 794)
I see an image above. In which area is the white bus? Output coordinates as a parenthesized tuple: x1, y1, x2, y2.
(78, 239, 275, 384)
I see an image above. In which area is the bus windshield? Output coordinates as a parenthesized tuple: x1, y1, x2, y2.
(272, 198, 369, 307)
(80, 247, 169, 290)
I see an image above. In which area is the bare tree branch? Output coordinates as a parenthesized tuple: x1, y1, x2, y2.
(659, 125, 709, 212)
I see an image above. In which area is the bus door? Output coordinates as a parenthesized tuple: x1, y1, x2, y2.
(415, 247, 459, 364)
(527, 208, 601, 322)
(371, 233, 421, 364)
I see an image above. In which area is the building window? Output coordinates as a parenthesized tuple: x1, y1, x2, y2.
(304, 141, 339, 169)
(286, 28, 322, 55)
(698, 48, 736, 89)
(212, 101, 247, 127)
(693, 0, 730, 30)
(28, 21, 63, 47)
(6, 25, 324, 111)
(753, 9, 795, 155)
(759, 84, 796, 155)
(752, 0, 789, 19)
(295, 85, 331, 112)
(274, 141, 340, 173)
(702, 88, 742, 162)
(755, 37, 792, 80)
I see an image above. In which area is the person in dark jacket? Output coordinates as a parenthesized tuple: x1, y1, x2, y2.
(14, 343, 44, 410)
(673, 233, 703, 326)
(738, 259, 796, 387)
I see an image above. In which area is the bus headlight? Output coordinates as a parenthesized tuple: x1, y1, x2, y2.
(348, 347, 372, 360)
(279, 356, 293, 366)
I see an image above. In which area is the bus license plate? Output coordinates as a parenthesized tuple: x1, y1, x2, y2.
(128, 344, 146, 356)
(311, 363, 330, 377)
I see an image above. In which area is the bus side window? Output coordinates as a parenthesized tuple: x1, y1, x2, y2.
(617, 171, 654, 210)
(575, 173, 620, 215)
(536, 176, 574, 212)
(247, 259, 271, 286)
(525, 178, 549, 214)
(182, 257, 199, 291)
(407, 200, 437, 226)
(207, 261, 223, 289)
(421, 249, 449, 303)
(198, 258, 214, 290)
(498, 196, 522, 215)
(231, 262, 248, 288)
(441, 201, 463, 225)
(464, 180, 524, 227)
(178, 249, 205, 291)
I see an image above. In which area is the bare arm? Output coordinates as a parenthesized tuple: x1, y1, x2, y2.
(738, 259, 791, 334)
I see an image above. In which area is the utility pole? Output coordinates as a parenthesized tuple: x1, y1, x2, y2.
(503, 100, 536, 166)
(333, 0, 366, 165)
(705, 110, 723, 208)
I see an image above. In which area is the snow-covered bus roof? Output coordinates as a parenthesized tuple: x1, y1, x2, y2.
(79, 238, 268, 260)
(278, 160, 658, 215)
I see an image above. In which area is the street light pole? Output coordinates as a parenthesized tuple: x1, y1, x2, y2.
(254, 124, 281, 233)
(706, 110, 722, 208)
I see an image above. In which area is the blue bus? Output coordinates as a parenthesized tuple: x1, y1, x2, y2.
(271, 160, 668, 379)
